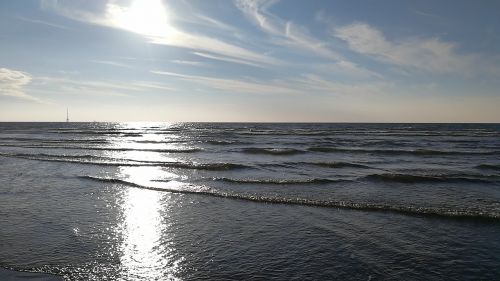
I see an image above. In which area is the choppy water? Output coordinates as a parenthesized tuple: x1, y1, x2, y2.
(0, 122, 499, 280)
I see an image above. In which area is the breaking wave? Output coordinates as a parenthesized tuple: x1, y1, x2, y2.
(309, 162, 372, 169)
(364, 173, 495, 184)
(209, 177, 344, 185)
(79, 175, 500, 220)
(0, 153, 250, 170)
(241, 147, 305, 155)
(307, 146, 497, 155)
(476, 164, 500, 171)
(0, 144, 201, 153)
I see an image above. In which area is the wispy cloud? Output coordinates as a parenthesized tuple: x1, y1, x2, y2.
(159, 0, 238, 31)
(152, 70, 301, 95)
(0, 68, 42, 102)
(295, 73, 392, 95)
(41, 0, 279, 67)
(152, 69, 387, 97)
(90, 60, 132, 68)
(40, 0, 109, 27)
(235, 0, 341, 60)
(191, 14, 236, 31)
(176, 12, 237, 32)
(150, 29, 279, 66)
(414, 10, 443, 20)
(334, 22, 480, 75)
(312, 60, 384, 80)
(16, 16, 70, 30)
(34, 76, 176, 97)
(193, 52, 264, 68)
(172, 60, 205, 66)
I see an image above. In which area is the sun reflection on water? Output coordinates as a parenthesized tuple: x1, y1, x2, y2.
(117, 166, 182, 281)
(111, 123, 184, 280)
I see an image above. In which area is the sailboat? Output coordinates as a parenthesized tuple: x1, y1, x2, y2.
(66, 108, 69, 122)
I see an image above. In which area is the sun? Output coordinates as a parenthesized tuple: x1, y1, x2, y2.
(108, 0, 169, 38)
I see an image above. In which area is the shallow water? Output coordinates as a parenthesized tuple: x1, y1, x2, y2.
(0, 122, 499, 280)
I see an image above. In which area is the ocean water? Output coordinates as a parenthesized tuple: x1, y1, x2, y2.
(0, 122, 499, 280)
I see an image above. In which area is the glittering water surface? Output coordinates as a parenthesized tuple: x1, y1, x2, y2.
(0, 122, 499, 280)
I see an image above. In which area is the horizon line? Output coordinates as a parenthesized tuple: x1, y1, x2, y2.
(0, 121, 499, 124)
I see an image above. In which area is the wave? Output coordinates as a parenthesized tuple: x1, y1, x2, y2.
(79, 175, 500, 220)
(42, 140, 109, 144)
(0, 153, 148, 167)
(79, 176, 152, 188)
(0, 137, 109, 144)
(0, 152, 249, 170)
(121, 133, 143, 137)
(448, 139, 481, 143)
(364, 173, 494, 184)
(238, 131, 333, 136)
(0, 144, 201, 153)
(133, 140, 187, 144)
(91, 146, 203, 153)
(310, 162, 372, 169)
(241, 147, 305, 155)
(476, 164, 500, 171)
(210, 177, 343, 185)
(308, 147, 354, 153)
(205, 140, 245, 145)
(308, 146, 497, 156)
(1, 152, 113, 161)
(161, 162, 250, 171)
(53, 130, 139, 135)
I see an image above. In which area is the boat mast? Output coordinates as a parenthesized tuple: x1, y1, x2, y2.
(66, 108, 69, 122)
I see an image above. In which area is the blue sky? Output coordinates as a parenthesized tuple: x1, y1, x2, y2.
(0, 0, 499, 122)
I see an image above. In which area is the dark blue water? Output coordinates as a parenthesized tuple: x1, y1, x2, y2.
(0, 123, 499, 280)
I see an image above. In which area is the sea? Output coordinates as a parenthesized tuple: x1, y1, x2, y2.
(0, 122, 499, 280)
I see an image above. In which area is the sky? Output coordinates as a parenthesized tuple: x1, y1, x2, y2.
(0, 0, 499, 122)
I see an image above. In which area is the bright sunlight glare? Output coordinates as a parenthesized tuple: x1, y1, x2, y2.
(108, 0, 169, 38)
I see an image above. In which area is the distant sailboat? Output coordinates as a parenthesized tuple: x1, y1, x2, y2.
(66, 108, 69, 122)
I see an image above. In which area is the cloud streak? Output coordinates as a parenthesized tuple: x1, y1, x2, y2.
(236, 0, 341, 60)
(16, 16, 70, 30)
(192, 52, 264, 68)
(0, 68, 41, 102)
(152, 69, 388, 97)
(41, 0, 279, 67)
(295, 73, 392, 95)
(334, 23, 480, 75)
(150, 29, 279, 66)
(90, 60, 132, 68)
(34, 76, 176, 98)
(172, 60, 205, 66)
(152, 70, 301, 95)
